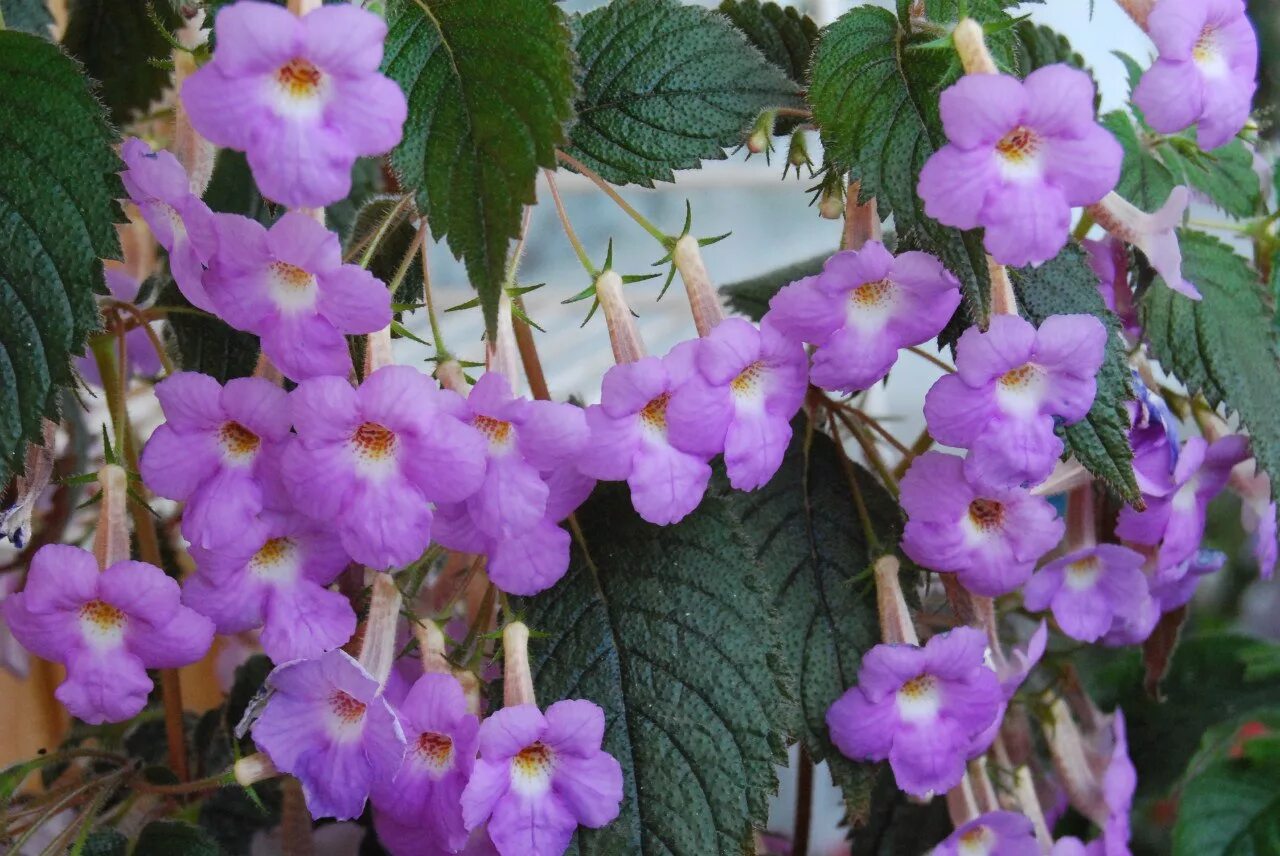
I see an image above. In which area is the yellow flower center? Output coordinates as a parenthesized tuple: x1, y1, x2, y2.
(851, 279, 893, 307)
(640, 392, 671, 431)
(219, 421, 261, 460)
(731, 361, 765, 395)
(416, 731, 456, 773)
(996, 125, 1041, 163)
(276, 57, 324, 98)
(328, 691, 367, 724)
(473, 414, 513, 447)
(268, 261, 314, 290)
(967, 498, 1005, 532)
(899, 674, 937, 699)
(998, 364, 1039, 390)
(351, 422, 397, 461)
(80, 600, 126, 631)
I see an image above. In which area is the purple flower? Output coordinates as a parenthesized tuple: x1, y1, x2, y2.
(1127, 379, 1181, 498)
(140, 372, 292, 550)
(1116, 434, 1250, 567)
(900, 452, 1065, 596)
(665, 317, 808, 490)
(371, 673, 479, 854)
(924, 314, 1108, 489)
(184, 509, 355, 663)
(252, 649, 406, 820)
(577, 348, 713, 525)
(1024, 545, 1151, 643)
(1133, 0, 1258, 150)
(826, 627, 1002, 797)
(932, 811, 1040, 856)
(999, 621, 1048, 699)
(1083, 237, 1138, 338)
(1238, 472, 1276, 581)
(204, 212, 391, 382)
(1098, 710, 1136, 855)
(0, 574, 30, 679)
(281, 367, 486, 570)
(375, 820, 498, 856)
(2, 544, 214, 724)
(918, 66, 1122, 266)
(77, 268, 164, 385)
(1148, 547, 1226, 612)
(461, 700, 623, 856)
(120, 138, 218, 312)
(182, 1, 407, 207)
(763, 242, 961, 395)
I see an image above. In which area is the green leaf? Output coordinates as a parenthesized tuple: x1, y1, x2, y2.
(202, 149, 277, 225)
(1139, 231, 1280, 535)
(62, 0, 183, 127)
(719, 253, 826, 321)
(158, 277, 259, 383)
(135, 821, 220, 856)
(1010, 244, 1140, 504)
(718, 0, 818, 85)
(511, 481, 792, 855)
(0, 31, 122, 480)
(81, 830, 127, 856)
(809, 6, 992, 327)
(1105, 110, 1261, 218)
(0, 0, 53, 36)
(1011, 20, 1090, 76)
(1174, 756, 1280, 855)
(346, 195, 423, 314)
(383, 0, 575, 336)
(325, 158, 388, 244)
(732, 421, 902, 821)
(562, 0, 801, 187)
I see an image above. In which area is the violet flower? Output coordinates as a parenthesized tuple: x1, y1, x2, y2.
(1148, 548, 1226, 613)
(2, 544, 215, 724)
(932, 811, 1040, 856)
(184, 509, 355, 663)
(1024, 545, 1151, 643)
(1133, 0, 1258, 150)
(140, 372, 292, 550)
(281, 367, 487, 570)
(900, 452, 1065, 596)
(251, 649, 406, 820)
(1082, 237, 1138, 338)
(182, 1, 407, 208)
(577, 348, 713, 525)
(0, 574, 29, 679)
(371, 673, 479, 855)
(665, 317, 808, 490)
(1116, 434, 1250, 567)
(204, 212, 392, 382)
(460, 700, 623, 856)
(77, 268, 163, 385)
(918, 65, 1122, 266)
(924, 314, 1107, 489)
(763, 242, 960, 395)
(120, 137, 218, 312)
(826, 627, 1003, 797)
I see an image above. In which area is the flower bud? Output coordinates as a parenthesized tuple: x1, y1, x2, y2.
(747, 110, 775, 154)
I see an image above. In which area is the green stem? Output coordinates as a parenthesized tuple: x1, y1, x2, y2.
(1072, 210, 1095, 240)
(358, 194, 412, 269)
(893, 427, 935, 480)
(556, 150, 669, 247)
(543, 169, 598, 277)
(418, 219, 449, 360)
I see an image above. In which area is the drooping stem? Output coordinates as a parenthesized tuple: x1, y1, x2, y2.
(945, 774, 980, 826)
(971, 595, 1007, 672)
(555, 150, 668, 246)
(967, 757, 1000, 814)
(413, 619, 451, 676)
(673, 234, 724, 337)
(418, 218, 449, 360)
(359, 573, 404, 688)
(544, 169, 597, 277)
(842, 181, 882, 252)
(873, 555, 920, 646)
(502, 622, 537, 708)
(793, 746, 814, 856)
(953, 18, 998, 75)
(513, 305, 551, 401)
(1065, 484, 1098, 552)
(280, 777, 315, 856)
(92, 465, 131, 569)
(486, 293, 521, 385)
(1113, 0, 1154, 29)
(172, 50, 215, 196)
(595, 269, 647, 364)
(988, 257, 1018, 317)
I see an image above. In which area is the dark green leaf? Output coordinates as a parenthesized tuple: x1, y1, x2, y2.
(63, 0, 183, 126)
(326, 158, 388, 244)
(0, 31, 122, 480)
(1010, 244, 1140, 504)
(731, 421, 902, 822)
(81, 830, 128, 856)
(511, 481, 792, 855)
(718, 0, 818, 85)
(1105, 110, 1178, 212)
(198, 782, 282, 856)
(1182, 706, 1280, 785)
(1011, 20, 1090, 76)
(847, 764, 953, 855)
(563, 0, 801, 187)
(383, 0, 575, 336)
(1174, 756, 1280, 855)
(135, 821, 220, 856)
(345, 195, 422, 313)
(0, 0, 53, 36)
(809, 6, 992, 327)
(203, 149, 277, 225)
(1140, 231, 1280, 536)
(159, 277, 259, 383)
(719, 253, 827, 321)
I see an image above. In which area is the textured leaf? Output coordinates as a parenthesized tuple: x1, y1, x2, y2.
(719, 253, 826, 321)
(1012, 20, 1090, 75)
(0, 31, 122, 479)
(730, 421, 902, 822)
(563, 0, 801, 187)
(346, 196, 423, 313)
(1140, 231, 1280, 534)
(718, 0, 818, 85)
(1010, 245, 1140, 504)
(81, 830, 127, 856)
(135, 821, 219, 856)
(511, 480, 792, 855)
(809, 6, 992, 326)
(63, 0, 183, 126)
(1, 0, 53, 36)
(158, 277, 259, 383)
(1174, 756, 1280, 856)
(203, 149, 277, 226)
(1106, 110, 1260, 218)
(383, 0, 574, 336)
(847, 765, 953, 855)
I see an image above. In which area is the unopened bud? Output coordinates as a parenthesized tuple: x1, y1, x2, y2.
(818, 183, 844, 220)
(747, 111, 775, 155)
(787, 131, 811, 169)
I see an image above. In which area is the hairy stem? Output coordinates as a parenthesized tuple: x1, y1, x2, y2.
(555, 150, 668, 246)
